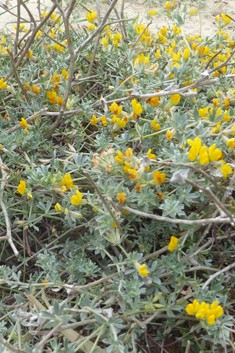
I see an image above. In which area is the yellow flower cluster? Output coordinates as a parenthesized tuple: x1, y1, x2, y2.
(185, 299, 223, 325)
(187, 138, 222, 166)
(134, 53, 150, 68)
(86, 9, 98, 23)
(148, 10, 157, 16)
(19, 117, 28, 132)
(24, 82, 40, 94)
(47, 89, 63, 106)
(14, 24, 28, 32)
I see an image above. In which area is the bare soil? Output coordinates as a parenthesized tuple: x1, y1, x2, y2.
(0, 0, 234, 37)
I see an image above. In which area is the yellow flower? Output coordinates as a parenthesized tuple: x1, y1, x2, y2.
(206, 312, 216, 325)
(55, 203, 63, 212)
(146, 96, 159, 107)
(31, 85, 40, 94)
(227, 138, 235, 147)
(221, 13, 231, 25)
(101, 37, 108, 48)
(185, 299, 200, 315)
(190, 9, 196, 15)
(57, 97, 63, 107)
(71, 190, 83, 206)
(153, 170, 166, 185)
(91, 115, 98, 125)
(221, 163, 233, 177)
(86, 9, 98, 23)
(53, 43, 64, 51)
(172, 51, 181, 62)
(0, 78, 7, 89)
(198, 107, 209, 119)
(62, 173, 74, 189)
(61, 69, 69, 80)
(165, 1, 172, 9)
(208, 144, 222, 162)
(27, 192, 32, 199)
(214, 305, 223, 319)
(139, 264, 148, 276)
(19, 117, 28, 131)
(132, 99, 143, 115)
(47, 89, 57, 104)
(134, 53, 150, 68)
(183, 48, 190, 61)
(124, 148, 133, 158)
(101, 116, 107, 126)
(199, 146, 209, 165)
(168, 236, 179, 251)
(17, 180, 26, 195)
(117, 193, 126, 204)
(88, 24, 96, 31)
(115, 150, 123, 164)
(154, 49, 161, 59)
(27, 50, 33, 58)
(170, 94, 180, 105)
(147, 149, 156, 159)
(109, 102, 122, 115)
(187, 137, 202, 161)
(166, 130, 172, 140)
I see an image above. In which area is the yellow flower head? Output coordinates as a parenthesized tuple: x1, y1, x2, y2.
(170, 94, 181, 105)
(17, 180, 26, 195)
(132, 99, 143, 116)
(117, 193, 126, 205)
(71, 190, 83, 206)
(165, 1, 172, 9)
(115, 150, 123, 164)
(153, 170, 166, 185)
(124, 148, 133, 159)
(86, 9, 98, 23)
(101, 37, 108, 48)
(31, 85, 40, 94)
(47, 89, 57, 104)
(62, 173, 74, 189)
(185, 299, 200, 315)
(109, 102, 122, 115)
(208, 144, 222, 162)
(183, 48, 190, 61)
(187, 137, 202, 161)
(91, 115, 98, 125)
(168, 236, 178, 251)
(227, 138, 235, 147)
(55, 203, 63, 212)
(138, 264, 148, 276)
(19, 117, 28, 131)
(199, 145, 209, 165)
(0, 78, 7, 89)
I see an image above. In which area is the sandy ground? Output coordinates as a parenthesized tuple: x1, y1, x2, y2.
(0, 0, 234, 37)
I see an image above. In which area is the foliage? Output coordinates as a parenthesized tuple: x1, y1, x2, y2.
(0, 0, 235, 352)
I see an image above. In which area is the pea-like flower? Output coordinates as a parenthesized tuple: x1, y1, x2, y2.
(153, 170, 166, 185)
(117, 193, 126, 204)
(71, 190, 83, 206)
(17, 180, 26, 195)
(132, 99, 143, 116)
(139, 264, 148, 276)
(168, 236, 179, 251)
